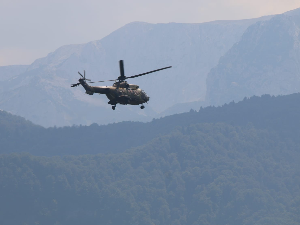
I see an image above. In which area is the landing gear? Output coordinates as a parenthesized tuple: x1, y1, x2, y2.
(140, 105, 145, 109)
(112, 105, 116, 110)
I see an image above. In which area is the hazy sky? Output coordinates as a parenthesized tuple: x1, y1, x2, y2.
(1, 0, 300, 66)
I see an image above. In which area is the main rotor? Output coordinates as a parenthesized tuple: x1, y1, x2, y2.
(71, 60, 172, 87)
(89, 60, 172, 84)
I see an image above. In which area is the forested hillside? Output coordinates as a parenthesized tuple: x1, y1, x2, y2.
(0, 110, 42, 135)
(1, 123, 299, 225)
(1, 93, 300, 224)
(1, 93, 300, 156)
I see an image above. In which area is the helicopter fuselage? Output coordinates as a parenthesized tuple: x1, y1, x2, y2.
(79, 79, 149, 106)
(71, 60, 171, 110)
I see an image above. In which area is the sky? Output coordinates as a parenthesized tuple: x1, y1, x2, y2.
(1, 0, 300, 66)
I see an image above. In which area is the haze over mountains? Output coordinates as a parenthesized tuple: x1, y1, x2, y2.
(0, 65, 28, 81)
(2, 7, 300, 224)
(0, 16, 271, 127)
(1, 8, 300, 127)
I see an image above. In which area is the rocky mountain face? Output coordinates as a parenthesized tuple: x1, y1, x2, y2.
(0, 17, 270, 127)
(206, 8, 300, 106)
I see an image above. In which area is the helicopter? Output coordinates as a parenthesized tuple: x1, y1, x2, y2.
(71, 60, 172, 110)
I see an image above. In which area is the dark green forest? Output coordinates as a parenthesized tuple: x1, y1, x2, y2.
(1, 94, 300, 224)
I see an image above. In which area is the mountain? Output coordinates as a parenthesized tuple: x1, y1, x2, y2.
(2, 92, 300, 156)
(0, 17, 271, 127)
(0, 65, 28, 81)
(206, 8, 300, 106)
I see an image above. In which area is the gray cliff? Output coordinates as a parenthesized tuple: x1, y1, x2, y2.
(206, 8, 300, 106)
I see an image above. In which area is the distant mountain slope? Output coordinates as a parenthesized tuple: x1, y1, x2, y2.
(206, 8, 300, 106)
(0, 17, 271, 127)
(1, 92, 300, 156)
(0, 65, 28, 82)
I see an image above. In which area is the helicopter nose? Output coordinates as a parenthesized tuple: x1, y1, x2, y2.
(145, 95, 150, 102)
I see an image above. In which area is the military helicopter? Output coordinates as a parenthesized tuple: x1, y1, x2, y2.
(71, 60, 172, 110)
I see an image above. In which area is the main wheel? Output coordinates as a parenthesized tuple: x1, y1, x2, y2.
(112, 106, 116, 110)
(140, 105, 145, 109)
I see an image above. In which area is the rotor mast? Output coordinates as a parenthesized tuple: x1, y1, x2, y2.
(118, 60, 126, 82)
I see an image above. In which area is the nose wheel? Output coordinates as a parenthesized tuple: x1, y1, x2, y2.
(140, 105, 145, 109)
(112, 105, 116, 110)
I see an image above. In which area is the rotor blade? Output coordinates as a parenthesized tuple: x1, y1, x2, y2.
(119, 60, 125, 79)
(126, 66, 172, 79)
(88, 79, 116, 83)
(78, 71, 90, 80)
(78, 72, 84, 78)
(71, 83, 80, 87)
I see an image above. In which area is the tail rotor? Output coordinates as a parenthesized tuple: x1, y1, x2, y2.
(71, 70, 91, 87)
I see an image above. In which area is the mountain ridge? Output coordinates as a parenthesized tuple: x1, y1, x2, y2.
(0, 17, 272, 127)
(206, 9, 300, 106)
(1, 92, 300, 156)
